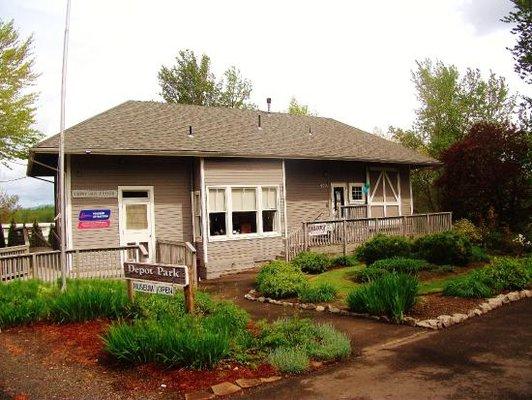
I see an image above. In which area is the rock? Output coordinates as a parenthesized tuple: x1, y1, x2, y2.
(416, 320, 433, 329)
(524, 289, 531, 298)
(235, 378, 262, 388)
(500, 294, 511, 303)
(338, 309, 351, 316)
(451, 313, 468, 324)
(488, 298, 502, 308)
(403, 317, 418, 326)
(282, 302, 293, 307)
(480, 303, 492, 312)
(260, 376, 282, 383)
(437, 315, 453, 328)
(305, 304, 316, 310)
(328, 306, 340, 313)
(507, 292, 520, 301)
(257, 297, 265, 303)
(310, 360, 323, 368)
(249, 289, 257, 294)
(185, 390, 215, 400)
(244, 294, 254, 300)
(211, 382, 242, 396)
(315, 306, 325, 312)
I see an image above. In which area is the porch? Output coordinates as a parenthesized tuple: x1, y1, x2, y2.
(284, 212, 453, 261)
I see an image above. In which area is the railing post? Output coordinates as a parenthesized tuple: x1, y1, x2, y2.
(342, 219, 347, 256)
(426, 214, 430, 234)
(31, 253, 37, 279)
(284, 236, 289, 262)
(401, 215, 406, 237)
(375, 218, 379, 234)
(303, 222, 308, 251)
(74, 250, 80, 278)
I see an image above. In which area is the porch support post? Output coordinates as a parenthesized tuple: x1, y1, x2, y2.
(303, 222, 308, 251)
(342, 219, 347, 256)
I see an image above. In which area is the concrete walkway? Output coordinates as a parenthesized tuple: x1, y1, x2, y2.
(200, 269, 419, 351)
(242, 298, 532, 400)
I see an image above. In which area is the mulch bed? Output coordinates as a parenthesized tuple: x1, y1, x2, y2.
(408, 293, 484, 320)
(1, 320, 277, 397)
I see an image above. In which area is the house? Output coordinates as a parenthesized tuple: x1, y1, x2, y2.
(27, 101, 440, 278)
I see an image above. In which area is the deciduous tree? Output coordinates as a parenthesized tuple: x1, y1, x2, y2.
(0, 19, 41, 166)
(287, 97, 315, 116)
(503, 0, 532, 84)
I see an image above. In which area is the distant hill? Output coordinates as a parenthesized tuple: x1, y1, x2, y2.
(2, 204, 55, 224)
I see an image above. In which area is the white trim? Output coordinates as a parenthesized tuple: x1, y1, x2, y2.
(65, 154, 73, 249)
(282, 160, 288, 239)
(348, 182, 366, 204)
(366, 165, 371, 218)
(409, 166, 414, 215)
(330, 182, 347, 217)
(200, 158, 208, 263)
(206, 184, 281, 242)
(117, 185, 155, 262)
(397, 170, 402, 216)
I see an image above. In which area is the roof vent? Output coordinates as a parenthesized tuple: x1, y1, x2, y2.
(266, 98, 271, 113)
(188, 125, 194, 138)
(308, 126, 312, 136)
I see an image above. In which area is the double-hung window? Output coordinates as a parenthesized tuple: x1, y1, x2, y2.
(207, 185, 280, 240)
(349, 183, 365, 204)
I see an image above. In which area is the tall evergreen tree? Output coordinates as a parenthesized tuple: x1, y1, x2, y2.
(7, 219, 16, 246)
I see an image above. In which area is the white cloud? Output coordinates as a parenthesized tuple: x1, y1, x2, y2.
(0, 0, 529, 207)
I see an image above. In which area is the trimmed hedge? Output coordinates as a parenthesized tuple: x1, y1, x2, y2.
(292, 252, 331, 274)
(256, 261, 307, 298)
(346, 273, 419, 322)
(414, 231, 472, 266)
(355, 235, 412, 265)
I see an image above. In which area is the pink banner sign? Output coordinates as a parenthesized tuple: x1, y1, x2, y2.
(77, 220, 111, 230)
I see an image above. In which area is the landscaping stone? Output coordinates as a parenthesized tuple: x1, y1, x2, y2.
(315, 305, 325, 312)
(524, 289, 531, 298)
(328, 305, 340, 313)
(260, 376, 282, 383)
(306, 304, 316, 310)
(451, 313, 468, 324)
(310, 360, 323, 368)
(185, 390, 215, 400)
(235, 378, 262, 388)
(508, 292, 520, 301)
(403, 317, 418, 326)
(480, 303, 492, 312)
(257, 297, 265, 303)
(249, 289, 257, 294)
(283, 302, 293, 307)
(244, 293, 254, 300)
(437, 315, 453, 328)
(488, 298, 503, 308)
(416, 320, 434, 329)
(211, 382, 242, 396)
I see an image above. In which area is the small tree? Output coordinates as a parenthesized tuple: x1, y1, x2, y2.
(287, 97, 315, 116)
(436, 122, 531, 232)
(29, 219, 47, 247)
(48, 222, 59, 250)
(0, 222, 5, 248)
(7, 219, 17, 246)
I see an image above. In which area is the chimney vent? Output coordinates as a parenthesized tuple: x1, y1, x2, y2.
(266, 98, 271, 113)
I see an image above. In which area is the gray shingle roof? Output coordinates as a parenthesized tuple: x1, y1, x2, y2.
(32, 100, 438, 166)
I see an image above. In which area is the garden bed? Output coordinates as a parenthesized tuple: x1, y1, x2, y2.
(407, 294, 484, 320)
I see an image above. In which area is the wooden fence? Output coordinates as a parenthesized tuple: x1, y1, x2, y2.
(156, 239, 198, 285)
(0, 245, 147, 283)
(285, 212, 452, 261)
(0, 244, 30, 257)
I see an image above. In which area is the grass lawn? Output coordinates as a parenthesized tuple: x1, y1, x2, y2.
(307, 265, 362, 299)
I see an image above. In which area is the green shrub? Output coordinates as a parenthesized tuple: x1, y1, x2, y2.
(297, 282, 338, 303)
(443, 257, 530, 298)
(103, 317, 231, 369)
(352, 267, 389, 283)
(346, 273, 419, 322)
(134, 290, 216, 320)
(370, 257, 430, 274)
(355, 235, 412, 265)
(256, 261, 307, 298)
(471, 245, 490, 263)
(49, 279, 134, 323)
(414, 231, 472, 266)
(331, 254, 359, 267)
(292, 252, 331, 274)
(268, 347, 309, 373)
(0, 280, 56, 328)
(305, 323, 350, 361)
(453, 219, 483, 243)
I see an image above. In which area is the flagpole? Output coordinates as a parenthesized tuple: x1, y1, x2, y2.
(59, 0, 71, 291)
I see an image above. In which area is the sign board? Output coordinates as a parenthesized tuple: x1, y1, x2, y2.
(132, 281, 175, 296)
(77, 209, 111, 230)
(124, 261, 189, 286)
(308, 223, 330, 236)
(72, 190, 118, 198)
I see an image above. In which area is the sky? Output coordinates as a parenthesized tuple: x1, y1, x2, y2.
(0, 0, 529, 207)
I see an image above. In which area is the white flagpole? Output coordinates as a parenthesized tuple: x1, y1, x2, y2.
(59, 0, 71, 291)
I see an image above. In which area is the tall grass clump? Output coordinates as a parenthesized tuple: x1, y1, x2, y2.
(256, 261, 307, 298)
(346, 273, 419, 322)
(0, 280, 56, 328)
(355, 235, 412, 265)
(49, 279, 134, 323)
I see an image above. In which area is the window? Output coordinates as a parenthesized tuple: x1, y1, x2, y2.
(349, 183, 365, 203)
(208, 188, 226, 236)
(262, 187, 278, 232)
(206, 185, 280, 240)
(125, 204, 148, 230)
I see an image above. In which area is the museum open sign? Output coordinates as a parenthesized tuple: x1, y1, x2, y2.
(124, 262, 189, 286)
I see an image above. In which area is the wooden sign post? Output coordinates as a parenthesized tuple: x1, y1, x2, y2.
(123, 261, 194, 313)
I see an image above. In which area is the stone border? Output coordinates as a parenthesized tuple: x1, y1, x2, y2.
(244, 289, 532, 329)
(185, 376, 282, 399)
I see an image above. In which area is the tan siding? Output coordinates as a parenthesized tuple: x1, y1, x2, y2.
(203, 158, 284, 277)
(69, 155, 192, 250)
(399, 168, 412, 216)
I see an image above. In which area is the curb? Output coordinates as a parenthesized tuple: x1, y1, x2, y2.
(244, 289, 532, 329)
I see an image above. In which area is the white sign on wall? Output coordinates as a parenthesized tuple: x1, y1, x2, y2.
(308, 223, 330, 236)
(72, 190, 118, 198)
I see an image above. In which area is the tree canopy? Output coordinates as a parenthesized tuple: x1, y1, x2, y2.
(0, 19, 41, 166)
(158, 49, 255, 109)
(503, 0, 532, 84)
(287, 97, 315, 115)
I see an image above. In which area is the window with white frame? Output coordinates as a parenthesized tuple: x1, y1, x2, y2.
(193, 191, 202, 238)
(206, 185, 280, 239)
(349, 183, 365, 203)
(262, 187, 278, 232)
(208, 188, 226, 236)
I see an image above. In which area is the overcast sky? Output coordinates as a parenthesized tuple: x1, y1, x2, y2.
(0, 0, 529, 207)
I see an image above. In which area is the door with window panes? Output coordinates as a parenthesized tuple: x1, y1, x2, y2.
(119, 189, 154, 261)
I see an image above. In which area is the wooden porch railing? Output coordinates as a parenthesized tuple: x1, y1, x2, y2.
(0, 244, 30, 257)
(285, 212, 452, 261)
(155, 239, 197, 286)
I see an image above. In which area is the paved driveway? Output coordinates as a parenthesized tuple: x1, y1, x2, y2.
(243, 298, 532, 400)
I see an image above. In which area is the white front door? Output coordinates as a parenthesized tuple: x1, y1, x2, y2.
(119, 187, 155, 261)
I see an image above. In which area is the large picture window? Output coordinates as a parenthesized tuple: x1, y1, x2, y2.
(206, 185, 280, 240)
